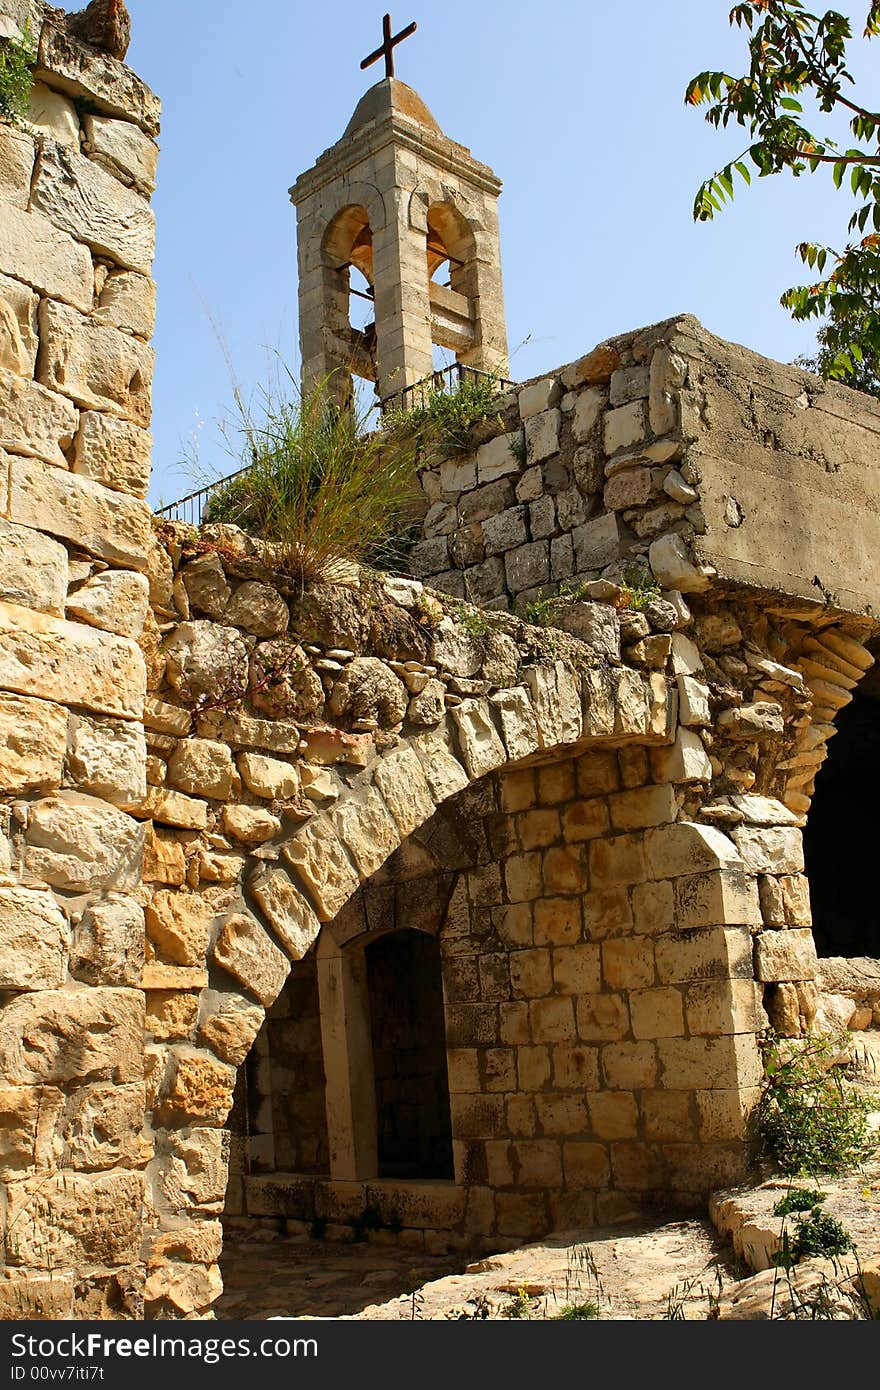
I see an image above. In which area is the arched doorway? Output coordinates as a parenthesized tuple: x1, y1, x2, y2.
(804, 678, 880, 957)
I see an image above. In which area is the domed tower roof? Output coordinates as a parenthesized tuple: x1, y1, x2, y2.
(343, 78, 442, 139)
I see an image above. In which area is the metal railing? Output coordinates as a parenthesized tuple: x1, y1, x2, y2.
(155, 466, 250, 526)
(156, 363, 518, 524)
(380, 361, 517, 416)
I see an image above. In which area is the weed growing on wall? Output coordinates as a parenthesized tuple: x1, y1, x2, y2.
(203, 371, 421, 587)
(758, 1032, 876, 1177)
(0, 21, 35, 125)
(387, 367, 507, 460)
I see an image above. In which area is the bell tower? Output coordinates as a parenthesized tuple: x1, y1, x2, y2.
(290, 15, 509, 405)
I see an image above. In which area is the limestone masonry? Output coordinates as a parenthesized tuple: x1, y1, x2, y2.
(0, 0, 878, 1321)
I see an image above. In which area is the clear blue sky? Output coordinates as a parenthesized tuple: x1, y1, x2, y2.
(126, 1, 874, 507)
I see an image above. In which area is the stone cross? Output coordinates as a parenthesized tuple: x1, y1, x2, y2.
(360, 13, 418, 80)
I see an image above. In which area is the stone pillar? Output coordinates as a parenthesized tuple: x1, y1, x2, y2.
(372, 201, 433, 402)
(0, 0, 159, 1319)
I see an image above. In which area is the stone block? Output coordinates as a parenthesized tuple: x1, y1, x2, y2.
(4, 1170, 144, 1267)
(481, 508, 522, 556)
(610, 365, 650, 406)
(587, 1092, 638, 1140)
(543, 845, 588, 894)
(9, 456, 152, 569)
(37, 299, 153, 426)
(642, 1091, 693, 1142)
(490, 687, 540, 762)
(518, 378, 560, 420)
(609, 784, 677, 831)
(658, 1034, 763, 1090)
(576, 993, 630, 1041)
(644, 822, 739, 879)
(66, 568, 150, 638)
(0, 887, 69, 990)
(553, 601, 620, 660)
(0, 201, 92, 312)
(631, 879, 675, 935)
(27, 81, 79, 146)
(0, 1269, 73, 1318)
(60, 1081, 145, 1170)
(602, 1041, 658, 1089)
(73, 412, 153, 497)
(674, 674, 709, 727)
(213, 912, 290, 1007)
(0, 693, 67, 792)
(250, 867, 321, 957)
(372, 746, 434, 836)
(695, 1087, 760, 1143)
(0, 367, 78, 468)
(731, 826, 805, 876)
(755, 927, 818, 983)
(476, 431, 520, 482)
(552, 1044, 600, 1090)
(413, 728, 470, 802)
(552, 943, 601, 995)
(221, 804, 280, 845)
(0, 987, 143, 1085)
(524, 407, 560, 462)
(629, 986, 685, 1040)
(94, 268, 156, 339)
(0, 271, 39, 375)
(572, 512, 627, 571)
(451, 698, 507, 779)
(572, 386, 605, 442)
(649, 345, 686, 435)
(648, 533, 710, 593)
(31, 139, 155, 274)
(654, 926, 752, 985)
(145, 891, 214, 968)
(604, 400, 647, 455)
(237, 751, 298, 800)
(650, 727, 712, 783)
(157, 1050, 236, 1127)
(70, 896, 144, 986)
(674, 867, 761, 930)
(330, 786, 399, 879)
(523, 661, 582, 748)
(604, 465, 655, 510)
(168, 738, 236, 800)
(37, 21, 162, 133)
(589, 833, 647, 888)
(0, 124, 35, 207)
(25, 791, 144, 893)
(685, 979, 764, 1036)
(83, 114, 158, 193)
(602, 938, 655, 990)
(529, 996, 576, 1042)
(505, 540, 549, 591)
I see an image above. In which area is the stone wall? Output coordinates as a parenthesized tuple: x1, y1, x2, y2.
(408, 316, 880, 620)
(0, 0, 159, 1319)
(0, 3, 878, 1319)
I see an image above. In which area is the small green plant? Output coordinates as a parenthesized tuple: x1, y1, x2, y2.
(524, 578, 596, 627)
(501, 1283, 533, 1319)
(508, 429, 529, 467)
(0, 21, 35, 127)
(789, 1209, 854, 1262)
(619, 563, 661, 611)
(448, 598, 500, 637)
(556, 1301, 600, 1320)
(388, 367, 506, 460)
(758, 1031, 876, 1178)
(773, 1186, 827, 1217)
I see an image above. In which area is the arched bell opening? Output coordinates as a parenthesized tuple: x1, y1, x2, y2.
(425, 202, 478, 371)
(320, 204, 379, 397)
